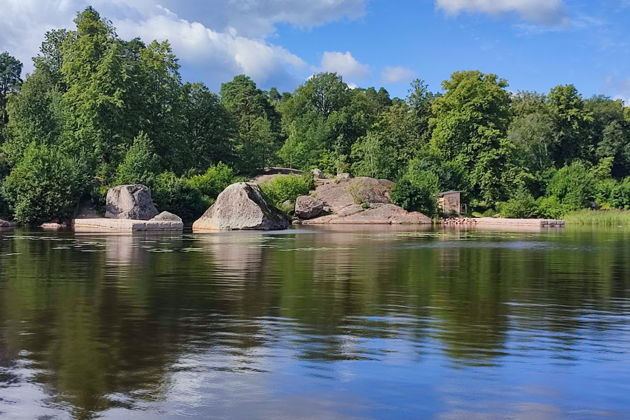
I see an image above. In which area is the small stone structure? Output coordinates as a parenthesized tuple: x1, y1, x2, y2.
(193, 182, 289, 231)
(438, 191, 464, 215)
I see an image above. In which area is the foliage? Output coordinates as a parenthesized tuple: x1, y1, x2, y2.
(114, 132, 161, 186)
(430, 71, 513, 204)
(563, 209, 630, 226)
(187, 163, 240, 199)
(496, 188, 539, 218)
(0, 51, 23, 125)
(391, 168, 439, 217)
(259, 174, 314, 208)
(611, 177, 630, 209)
(535, 196, 572, 219)
(220, 75, 281, 174)
(151, 172, 209, 223)
(546, 161, 596, 210)
(2, 144, 87, 224)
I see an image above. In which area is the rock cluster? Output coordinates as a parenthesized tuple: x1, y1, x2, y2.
(296, 174, 431, 225)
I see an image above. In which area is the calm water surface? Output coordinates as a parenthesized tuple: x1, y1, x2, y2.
(0, 226, 629, 419)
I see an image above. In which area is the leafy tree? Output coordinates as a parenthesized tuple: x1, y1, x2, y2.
(0, 52, 22, 126)
(547, 85, 594, 164)
(2, 143, 87, 224)
(546, 161, 596, 210)
(259, 174, 314, 209)
(596, 120, 630, 178)
(391, 167, 439, 216)
(114, 132, 161, 186)
(187, 163, 239, 199)
(278, 73, 353, 170)
(430, 70, 513, 204)
(351, 102, 418, 180)
(152, 172, 207, 223)
(178, 83, 235, 172)
(508, 91, 555, 172)
(221, 75, 281, 174)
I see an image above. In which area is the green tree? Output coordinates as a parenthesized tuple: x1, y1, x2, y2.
(547, 85, 594, 165)
(391, 168, 439, 217)
(221, 75, 281, 174)
(596, 120, 630, 178)
(178, 83, 235, 172)
(430, 70, 513, 204)
(114, 132, 161, 186)
(0, 52, 22, 126)
(508, 91, 555, 172)
(2, 144, 87, 224)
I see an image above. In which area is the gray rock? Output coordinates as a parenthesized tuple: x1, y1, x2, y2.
(295, 196, 326, 220)
(105, 184, 159, 220)
(336, 172, 351, 180)
(193, 182, 290, 231)
(152, 211, 182, 222)
(312, 168, 324, 179)
(0, 219, 17, 228)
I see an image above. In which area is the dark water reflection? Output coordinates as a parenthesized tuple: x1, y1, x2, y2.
(0, 226, 629, 419)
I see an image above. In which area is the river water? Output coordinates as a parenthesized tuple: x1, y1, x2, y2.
(0, 226, 628, 419)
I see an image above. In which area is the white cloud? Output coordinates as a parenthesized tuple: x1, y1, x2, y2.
(604, 75, 630, 105)
(0, 0, 366, 90)
(381, 66, 416, 84)
(317, 51, 370, 80)
(435, 0, 567, 25)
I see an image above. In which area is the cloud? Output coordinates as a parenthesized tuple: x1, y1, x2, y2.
(0, 0, 366, 90)
(381, 66, 416, 84)
(604, 75, 630, 105)
(435, 0, 567, 25)
(317, 51, 370, 80)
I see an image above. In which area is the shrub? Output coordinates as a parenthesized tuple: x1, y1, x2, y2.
(186, 163, 239, 199)
(611, 177, 630, 210)
(536, 196, 572, 219)
(259, 174, 314, 208)
(152, 172, 210, 223)
(2, 144, 87, 224)
(391, 170, 439, 217)
(114, 132, 161, 186)
(497, 188, 539, 218)
(546, 161, 595, 210)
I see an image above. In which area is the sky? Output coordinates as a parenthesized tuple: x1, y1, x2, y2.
(1, 0, 629, 102)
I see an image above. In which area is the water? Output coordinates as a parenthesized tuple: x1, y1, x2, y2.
(0, 226, 629, 420)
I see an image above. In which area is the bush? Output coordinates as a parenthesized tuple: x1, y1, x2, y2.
(536, 196, 572, 219)
(259, 174, 314, 208)
(186, 163, 239, 199)
(114, 132, 161, 186)
(611, 177, 630, 210)
(546, 161, 595, 210)
(2, 144, 87, 224)
(497, 188, 539, 218)
(391, 170, 439, 217)
(152, 172, 210, 223)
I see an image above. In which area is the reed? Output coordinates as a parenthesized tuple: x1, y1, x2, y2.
(564, 209, 630, 226)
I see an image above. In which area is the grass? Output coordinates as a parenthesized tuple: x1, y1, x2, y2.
(564, 209, 630, 226)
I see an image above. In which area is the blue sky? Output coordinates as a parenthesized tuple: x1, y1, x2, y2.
(2, 0, 629, 101)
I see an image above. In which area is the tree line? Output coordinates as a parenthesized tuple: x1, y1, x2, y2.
(0, 7, 628, 224)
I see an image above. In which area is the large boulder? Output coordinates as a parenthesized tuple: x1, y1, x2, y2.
(105, 184, 159, 220)
(152, 211, 182, 222)
(193, 182, 290, 231)
(295, 196, 327, 220)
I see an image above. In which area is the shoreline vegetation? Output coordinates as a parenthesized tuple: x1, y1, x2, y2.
(0, 7, 628, 227)
(564, 209, 630, 226)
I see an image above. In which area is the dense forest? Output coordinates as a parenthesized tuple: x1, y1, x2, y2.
(0, 7, 629, 224)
